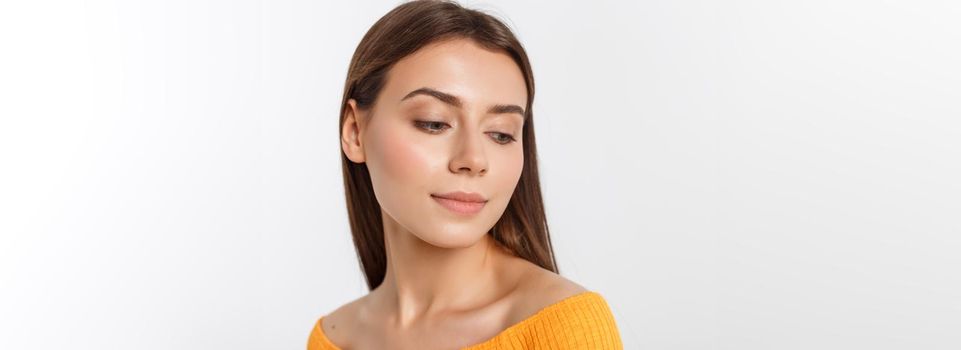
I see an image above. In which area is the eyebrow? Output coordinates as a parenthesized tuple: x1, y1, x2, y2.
(400, 87, 526, 118)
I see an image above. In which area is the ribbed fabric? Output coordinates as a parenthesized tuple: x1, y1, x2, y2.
(308, 291, 622, 350)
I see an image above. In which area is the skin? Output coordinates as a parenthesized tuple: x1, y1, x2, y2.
(331, 38, 586, 349)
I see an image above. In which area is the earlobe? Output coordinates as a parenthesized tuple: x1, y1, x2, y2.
(341, 99, 367, 164)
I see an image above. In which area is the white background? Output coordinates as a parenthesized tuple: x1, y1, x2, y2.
(1, 0, 959, 349)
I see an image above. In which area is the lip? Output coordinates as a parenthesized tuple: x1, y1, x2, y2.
(431, 191, 488, 215)
(432, 191, 488, 203)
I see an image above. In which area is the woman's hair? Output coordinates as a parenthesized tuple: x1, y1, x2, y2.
(339, 0, 556, 290)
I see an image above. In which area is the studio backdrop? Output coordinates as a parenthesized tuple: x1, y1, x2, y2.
(1, 0, 959, 349)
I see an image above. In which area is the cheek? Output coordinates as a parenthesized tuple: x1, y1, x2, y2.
(365, 124, 443, 201)
(492, 146, 525, 197)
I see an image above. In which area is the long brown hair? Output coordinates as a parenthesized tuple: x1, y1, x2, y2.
(339, 0, 556, 291)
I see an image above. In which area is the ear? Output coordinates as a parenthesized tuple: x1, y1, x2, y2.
(341, 98, 367, 164)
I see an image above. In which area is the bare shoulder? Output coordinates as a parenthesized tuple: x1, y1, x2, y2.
(319, 293, 371, 348)
(503, 258, 590, 325)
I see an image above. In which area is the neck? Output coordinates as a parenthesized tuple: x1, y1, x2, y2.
(371, 210, 509, 327)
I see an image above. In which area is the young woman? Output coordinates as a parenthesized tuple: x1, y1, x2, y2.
(308, 1, 623, 348)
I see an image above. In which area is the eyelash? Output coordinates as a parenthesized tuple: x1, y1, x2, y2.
(413, 120, 517, 145)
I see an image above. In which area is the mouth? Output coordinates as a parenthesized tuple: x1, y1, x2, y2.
(431, 191, 488, 215)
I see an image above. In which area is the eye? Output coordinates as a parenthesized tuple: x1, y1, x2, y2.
(487, 132, 517, 145)
(414, 120, 450, 133)
(415, 120, 516, 145)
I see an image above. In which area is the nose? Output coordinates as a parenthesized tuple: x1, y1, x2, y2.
(449, 127, 488, 176)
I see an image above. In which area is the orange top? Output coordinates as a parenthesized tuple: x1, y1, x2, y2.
(307, 291, 622, 349)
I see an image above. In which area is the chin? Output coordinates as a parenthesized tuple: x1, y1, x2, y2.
(414, 229, 489, 249)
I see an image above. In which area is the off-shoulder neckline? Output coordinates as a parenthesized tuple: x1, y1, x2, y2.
(311, 290, 602, 349)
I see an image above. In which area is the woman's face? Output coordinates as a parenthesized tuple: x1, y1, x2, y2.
(342, 38, 527, 249)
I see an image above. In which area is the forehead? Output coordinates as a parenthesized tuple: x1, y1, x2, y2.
(380, 38, 528, 109)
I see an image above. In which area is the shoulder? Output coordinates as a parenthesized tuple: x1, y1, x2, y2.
(486, 259, 624, 348)
(502, 258, 589, 325)
(313, 294, 372, 349)
(506, 289, 622, 349)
